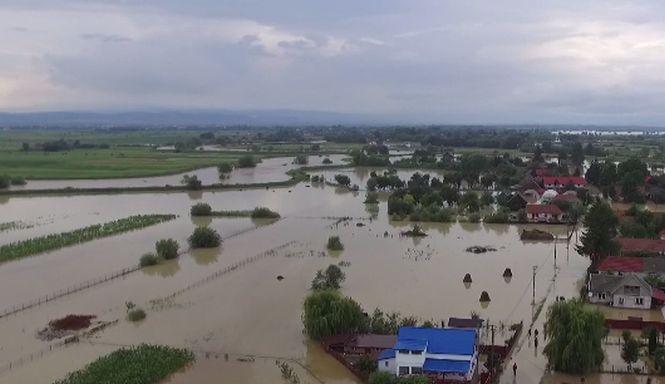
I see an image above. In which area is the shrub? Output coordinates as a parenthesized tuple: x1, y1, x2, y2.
(237, 155, 257, 168)
(218, 162, 233, 174)
(250, 207, 281, 219)
(127, 308, 147, 322)
(294, 154, 308, 165)
(327, 236, 344, 251)
(311, 264, 346, 290)
(10, 176, 26, 186)
(190, 203, 212, 216)
(467, 213, 481, 223)
(155, 239, 179, 260)
(188, 227, 221, 248)
(484, 209, 510, 223)
(322, 158, 333, 164)
(139, 253, 160, 267)
(0, 175, 9, 189)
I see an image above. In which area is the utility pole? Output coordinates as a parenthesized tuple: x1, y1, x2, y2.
(489, 324, 496, 381)
(532, 265, 538, 303)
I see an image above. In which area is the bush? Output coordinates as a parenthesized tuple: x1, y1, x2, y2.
(467, 213, 481, 223)
(127, 308, 147, 322)
(237, 155, 257, 168)
(294, 154, 308, 165)
(322, 158, 333, 164)
(250, 207, 281, 219)
(155, 239, 179, 260)
(188, 227, 221, 248)
(484, 210, 510, 223)
(327, 236, 344, 251)
(0, 175, 9, 189)
(311, 264, 346, 290)
(10, 176, 26, 186)
(218, 162, 233, 174)
(190, 203, 212, 216)
(139, 253, 160, 267)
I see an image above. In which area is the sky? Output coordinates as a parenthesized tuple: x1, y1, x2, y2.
(2, 0, 665, 125)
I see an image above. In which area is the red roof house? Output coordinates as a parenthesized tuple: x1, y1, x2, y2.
(541, 176, 587, 189)
(597, 256, 645, 273)
(617, 237, 665, 256)
(526, 204, 564, 223)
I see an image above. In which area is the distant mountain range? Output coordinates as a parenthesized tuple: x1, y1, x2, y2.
(0, 109, 383, 127)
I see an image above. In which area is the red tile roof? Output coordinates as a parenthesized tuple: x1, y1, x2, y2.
(526, 204, 563, 215)
(597, 256, 645, 273)
(617, 237, 665, 254)
(554, 194, 579, 202)
(542, 176, 587, 186)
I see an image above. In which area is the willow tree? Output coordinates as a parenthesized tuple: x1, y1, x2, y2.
(302, 290, 366, 340)
(543, 299, 605, 373)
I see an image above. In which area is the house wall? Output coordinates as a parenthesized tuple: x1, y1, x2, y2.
(395, 350, 426, 375)
(588, 291, 612, 305)
(378, 358, 396, 374)
(612, 294, 652, 309)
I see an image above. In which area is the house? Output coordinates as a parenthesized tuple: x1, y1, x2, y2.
(553, 191, 580, 205)
(616, 237, 665, 256)
(347, 334, 397, 355)
(597, 256, 665, 278)
(521, 189, 541, 204)
(541, 176, 586, 189)
(587, 273, 653, 309)
(377, 327, 478, 383)
(526, 204, 564, 223)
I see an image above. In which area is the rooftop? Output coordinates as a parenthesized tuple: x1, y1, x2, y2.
(617, 237, 665, 254)
(541, 176, 587, 186)
(397, 327, 477, 356)
(526, 204, 563, 215)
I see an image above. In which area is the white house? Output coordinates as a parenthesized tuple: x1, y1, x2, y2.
(377, 327, 478, 383)
(526, 204, 564, 223)
(588, 273, 653, 309)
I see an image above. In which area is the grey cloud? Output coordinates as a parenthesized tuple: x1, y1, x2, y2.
(80, 33, 132, 43)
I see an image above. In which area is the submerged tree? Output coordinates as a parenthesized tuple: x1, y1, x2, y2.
(311, 264, 346, 290)
(621, 330, 640, 370)
(543, 299, 605, 373)
(576, 201, 619, 262)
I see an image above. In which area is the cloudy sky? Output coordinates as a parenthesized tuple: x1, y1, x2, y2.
(2, 0, 665, 125)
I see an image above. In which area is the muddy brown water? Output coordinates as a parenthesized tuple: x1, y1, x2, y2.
(0, 176, 593, 383)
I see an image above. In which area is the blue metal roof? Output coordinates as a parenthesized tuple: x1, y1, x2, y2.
(394, 338, 427, 351)
(377, 349, 395, 360)
(397, 327, 476, 355)
(423, 358, 471, 374)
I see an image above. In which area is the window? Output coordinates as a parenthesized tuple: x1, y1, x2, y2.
(618, 297, 625, 305)
(412, 350, 422, 355)
(398, 349, 410, 354)
(636, 297, 644, 305)
(411, 367, 423, 374)
(399, 366, 410, 376)
(384, 361, 389, 367)
(599, 293, 606, 300)
(624, 285, 641, 295)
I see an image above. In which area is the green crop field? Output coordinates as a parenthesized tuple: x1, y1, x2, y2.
(0, 147, 248, 179)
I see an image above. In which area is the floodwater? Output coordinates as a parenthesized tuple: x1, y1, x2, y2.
(0, 169, 594, 383)
(8, 154, 349, 190)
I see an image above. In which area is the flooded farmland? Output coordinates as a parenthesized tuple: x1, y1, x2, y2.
(0, 163, 592, 384)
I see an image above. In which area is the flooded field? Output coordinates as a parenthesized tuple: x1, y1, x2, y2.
(7, 154, 349, 190)
(0, 172, 591, 383)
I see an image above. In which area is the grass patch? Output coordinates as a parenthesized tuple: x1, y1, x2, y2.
(0, 214, 176, 263)
(53, 344, 193, 384)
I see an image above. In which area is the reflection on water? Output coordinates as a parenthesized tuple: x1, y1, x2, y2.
(191, 247, 221, 266)
(142, 259, 181, 278)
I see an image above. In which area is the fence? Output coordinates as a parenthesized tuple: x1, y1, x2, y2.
(0, 335, 79, 376)
(0, 265, 139, 319)
(605, 318, 665, 332)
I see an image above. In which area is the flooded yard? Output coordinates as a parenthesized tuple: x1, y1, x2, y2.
(0, 178, 590, 384)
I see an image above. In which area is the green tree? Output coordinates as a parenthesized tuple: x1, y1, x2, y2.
(181, 174, 202, 190)
(577, 201, 619, 262)
(237, 155, 257, 168)
(334, 174, 351, 187)
(311, 264, 346, 290)
(188, 227, 221, 248)
(655, 347, 665, 374)
(571, 142, 585, 165)
(326, 236, 344, 251)
(155, 239, 179, 260)
(302, 290, 367, 340)
(543, 299, 605, 373)
(621, 330, 640, 369)
(368, 371, 394, 384)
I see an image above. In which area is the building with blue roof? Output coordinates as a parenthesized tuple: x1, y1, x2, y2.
(377, 326, 478, 383)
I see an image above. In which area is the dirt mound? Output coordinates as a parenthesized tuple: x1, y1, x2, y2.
(49, 314, 96, 331)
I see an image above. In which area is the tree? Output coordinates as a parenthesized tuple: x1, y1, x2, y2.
(621, 172, 645, 203)
(294, 154, 308, 165)
(237, 155, 257, 168)
(302, 290, 367, 340)
(0, 175, 9, 189)
(188, 227, 221, 248)
(181, 174, 202, 190)
(326, 236, 344, 251)
(571, 142, 585, 166)
(543, 299, 605, 373)
(642, 327, 659, 355)
(621, 330, 640, 370)
(369, 371, 394, 384)
(577, 201, 619, 262)
(655, 347, 665, 374)
(311, 264, 346, 290)
(155, 239, 179, 260)
(334, 174, 351, 187)
(459, 192, 480, 213)
(190, 203, 212, 216)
